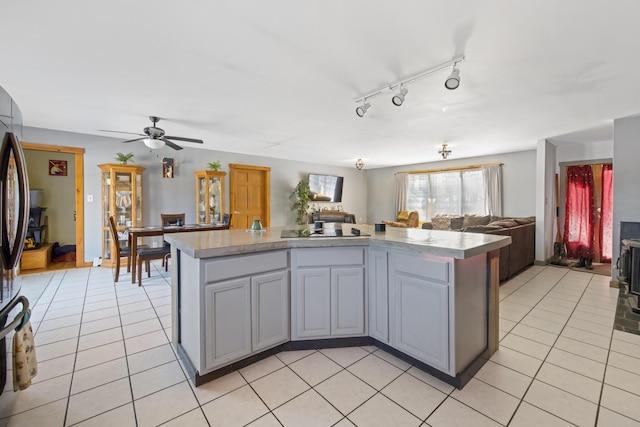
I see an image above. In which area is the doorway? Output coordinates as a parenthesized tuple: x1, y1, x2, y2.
(229, 164, 271, 229)
(21, 142, 85, 270)
(560, 159, 613, 274)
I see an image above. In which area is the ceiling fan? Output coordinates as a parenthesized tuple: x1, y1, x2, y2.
(99, 116, 204, 150)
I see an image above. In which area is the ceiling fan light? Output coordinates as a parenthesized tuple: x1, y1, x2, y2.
(144, 138, 165, 149)
(444, 68, 461, 90)
(391, 87, 408, 106)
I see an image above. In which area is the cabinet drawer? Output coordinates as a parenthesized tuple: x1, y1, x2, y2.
(295, 247, 364, 267)
(205, 250, 288, 283)
(394, 252, 449, 283)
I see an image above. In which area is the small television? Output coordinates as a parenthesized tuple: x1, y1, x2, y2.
(308, 173, 343, 203)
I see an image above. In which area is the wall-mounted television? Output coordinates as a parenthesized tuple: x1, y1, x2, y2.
(308, 173, 343, 203)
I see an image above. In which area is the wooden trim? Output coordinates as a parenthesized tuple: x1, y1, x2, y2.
(397, 162, 503, 175)
(21, 142, 85, 154)
(21, 141, 85, 268)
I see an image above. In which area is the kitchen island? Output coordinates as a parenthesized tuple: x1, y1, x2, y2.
(165, 224, 510, 388)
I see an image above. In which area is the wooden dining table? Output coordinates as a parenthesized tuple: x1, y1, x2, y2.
(127, 223, 226, 283)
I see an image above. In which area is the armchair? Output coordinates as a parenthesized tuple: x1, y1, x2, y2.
(382, 210, 420, 228)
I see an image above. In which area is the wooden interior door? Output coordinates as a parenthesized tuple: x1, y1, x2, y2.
(229, 164, 270, 229)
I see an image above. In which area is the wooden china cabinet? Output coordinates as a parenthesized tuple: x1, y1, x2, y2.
(194, 170, 226, 224)
(99, 163, 145, 267)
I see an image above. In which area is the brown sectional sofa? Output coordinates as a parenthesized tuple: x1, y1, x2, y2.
(422, 215, 536, 281)
(310, 211, 356, 224)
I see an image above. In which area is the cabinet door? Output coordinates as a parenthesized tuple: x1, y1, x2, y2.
(331, 267, 365, 336)
(368, 249, 389, 342)
(252, 270, 290, 352)
(205, 278, 251, 370)
(295, 268, 331, 338)
(393, 274, 449, 371)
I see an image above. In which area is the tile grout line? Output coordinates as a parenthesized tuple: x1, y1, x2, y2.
(504, 271, 610, 426)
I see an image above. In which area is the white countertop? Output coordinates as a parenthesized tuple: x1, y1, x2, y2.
(164, 224, 511, 260)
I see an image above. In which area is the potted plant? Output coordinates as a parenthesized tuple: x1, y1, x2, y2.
(115, 152, 135, 164)
(207, 161, 222, 171)
(290, 178, 311, 225)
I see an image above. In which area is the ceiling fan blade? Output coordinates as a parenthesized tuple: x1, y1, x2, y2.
(99, 129, 145, 136)
(162, 138, 183, 150)
(164, 135, 204, 144)
(122, 137, 146, 144)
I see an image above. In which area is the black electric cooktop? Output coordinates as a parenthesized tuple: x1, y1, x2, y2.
(281, 228, 370, 238)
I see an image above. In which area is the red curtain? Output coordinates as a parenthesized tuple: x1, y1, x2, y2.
(563, 165, 595, 259)
(600, 164, 613, 261)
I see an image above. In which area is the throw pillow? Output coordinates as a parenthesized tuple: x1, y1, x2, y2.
(397, 211, 409, 220)
(449, 216, 465, 230)
(488, 219, 519, 228)
(431, 216, 451, 230)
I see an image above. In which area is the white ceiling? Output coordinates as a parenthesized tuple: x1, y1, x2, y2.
(3, 1, 638, 168)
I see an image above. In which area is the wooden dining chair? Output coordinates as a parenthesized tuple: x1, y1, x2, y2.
(160, 213, 185, 226)
(137, 245, 170, 286)
(222, 213, 232, 229)
(160, 213, 186, 271)
(108, 216, 148, 282)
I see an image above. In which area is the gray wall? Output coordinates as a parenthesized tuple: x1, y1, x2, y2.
(366, 150, 537, 225)
(23, 149, 76, 246)
(613, 116, 640, 274)
(22, 127, 367, 263)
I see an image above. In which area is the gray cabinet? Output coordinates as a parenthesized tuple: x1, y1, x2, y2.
(205, 278, 252, 370)
(295, 268, 331, 338)
(393, 274, 449, 371)
(368, 248, 389, 343)
(292, 247, 366, 340)
(202, 250, 290, 372)
(252, 270, 290, 352)
(331, 267, 365, 336)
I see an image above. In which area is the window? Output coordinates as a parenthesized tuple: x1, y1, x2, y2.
(406, 169, 488, 222)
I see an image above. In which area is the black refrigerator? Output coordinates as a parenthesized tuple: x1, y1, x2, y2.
(0, 84, 31, 395)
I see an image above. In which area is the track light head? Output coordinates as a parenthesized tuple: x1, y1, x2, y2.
(444, 67, 461, 90)
(391, 87, 408, 106)
(356, 101, 371, 117)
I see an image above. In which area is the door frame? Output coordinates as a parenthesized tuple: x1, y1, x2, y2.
(21, 142, 86, 268)
(229, 164, 271, 227)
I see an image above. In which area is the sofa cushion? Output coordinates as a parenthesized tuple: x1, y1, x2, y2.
(513, 216, 536, 225)
(430, 214, 464, 230)
(462, 215, 491, 228)
(462, 225, 502, 233)
(431, 215, 451, 230)
(397, 210, 410, 220)
(488, 219, 520, 228)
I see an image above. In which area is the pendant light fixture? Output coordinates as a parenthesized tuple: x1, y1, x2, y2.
(439, 143, 452, 159)
(355, 158, 365, 170)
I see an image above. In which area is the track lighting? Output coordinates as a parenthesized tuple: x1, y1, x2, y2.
(439, 143, 452, 159)
(354, 55, 464, 116)
(356, 101, 370, 117)
(444, 67, 461, 90)
(355, 158, 365, 170)
(392, 86, 408, 106)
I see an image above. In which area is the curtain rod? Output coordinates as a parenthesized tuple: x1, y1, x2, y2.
(396, 162, 503, 175)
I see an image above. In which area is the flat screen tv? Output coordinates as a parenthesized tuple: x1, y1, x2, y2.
(308, 173, 343, 203)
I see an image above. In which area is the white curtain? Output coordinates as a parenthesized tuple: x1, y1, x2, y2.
(482, 165, 502, 216)
(395, 173, 408, 214)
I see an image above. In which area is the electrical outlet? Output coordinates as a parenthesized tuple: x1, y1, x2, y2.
(152, 242, 158, 248)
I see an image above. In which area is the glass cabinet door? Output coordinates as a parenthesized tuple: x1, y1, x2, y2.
(194, 171, 226, 224)
(99, 164, 145, 267)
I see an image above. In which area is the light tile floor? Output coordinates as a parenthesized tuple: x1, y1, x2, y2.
(1, 263, 639, 426)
